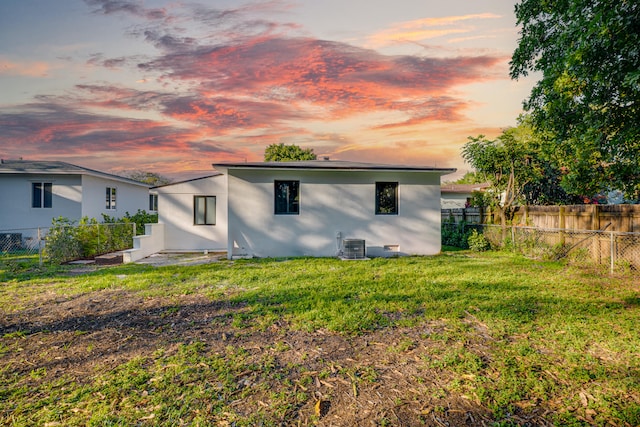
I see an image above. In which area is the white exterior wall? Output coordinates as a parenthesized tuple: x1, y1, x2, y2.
(156, 175, 227, 251)
(441, 193, 471, 209)
(226, 169, 443, 258)
(81, 175, 150, 220)
(0, 174, 82, 230)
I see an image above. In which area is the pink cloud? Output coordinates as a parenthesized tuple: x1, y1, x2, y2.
(0, 57, 53, 77)
(0, 2, 512, 175)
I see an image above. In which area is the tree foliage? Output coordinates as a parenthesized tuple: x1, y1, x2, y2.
(126, 171, 172, 186)
(510, 0, 640, 200)
(264, 143, 317, 161)
(462, 119, 579, 222)
(452, 171, 487, 185)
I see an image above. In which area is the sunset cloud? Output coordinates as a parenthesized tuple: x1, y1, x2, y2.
(84, 0, 168, 20)
(0, 1, 520, 177)
(0, 57, 53, 78)
(366, 13, 502, 47)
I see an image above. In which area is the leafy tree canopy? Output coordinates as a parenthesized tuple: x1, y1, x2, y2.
(264, 143, 317, 161)
(126, 171, 172, 186)
(510, 0, 640, 200)
(462, 117, 579, 214)
(451, 171, 487, 185)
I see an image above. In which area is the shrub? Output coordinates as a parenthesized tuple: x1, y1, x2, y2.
(442, 221, 473, 249)
(44, 217, 83, 264)
(44, 216, 138, 264)
(467, 230, 490, 252)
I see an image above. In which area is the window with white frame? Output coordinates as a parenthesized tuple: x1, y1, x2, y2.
(106, 187, 117, 210)
(194, 195, 216, 225)
(32, 182, 53, 208)
(375, 182, 398, 215)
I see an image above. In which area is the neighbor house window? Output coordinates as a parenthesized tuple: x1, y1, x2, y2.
(194, 195, 216, 225)
(149, 194, 158, 212)
(106, 187, 117, 210)
(375, 182, 398, 215)
(32, 182, 52, 208)
(274, 180, 299, 214)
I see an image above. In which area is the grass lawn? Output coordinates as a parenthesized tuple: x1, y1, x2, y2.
(1, 251, 639, 426)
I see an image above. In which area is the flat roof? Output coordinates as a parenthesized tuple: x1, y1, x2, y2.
(213, 159, 456, 174)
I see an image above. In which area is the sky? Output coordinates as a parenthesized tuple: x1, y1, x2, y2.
(0, 0, 536, 181)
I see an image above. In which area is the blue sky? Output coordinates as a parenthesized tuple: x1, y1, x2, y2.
(0, 0, 535, 180)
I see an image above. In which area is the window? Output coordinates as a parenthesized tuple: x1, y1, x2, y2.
(32, 182, 52, 208)
(194, 196, 216, 225)
(274, 180, 299, 214)
(149, 194, 158, 212)
(375, 182, 398, 215)
(106, 187, 117, 210)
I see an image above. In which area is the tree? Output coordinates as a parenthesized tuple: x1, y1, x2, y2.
(462, 132, 536, 227)
(125, 171, 172, 186)
(510, 0, 640, 200)
(451, 171, 487, 185)
(462, 118, 579, 228)
(264, 143, 317, 161)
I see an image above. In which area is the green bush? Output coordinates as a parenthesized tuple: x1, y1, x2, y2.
(44, 217, 83, 264)
(103, 210, 157, 236)
(44, 215, 139, 264)
(467, 229, 490, 252)
(442, 221, 473, 249)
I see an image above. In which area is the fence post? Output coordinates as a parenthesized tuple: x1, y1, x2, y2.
(610, 230, 614, 274)
(511, 225, 515, 250)
(38, 227, 43, 267)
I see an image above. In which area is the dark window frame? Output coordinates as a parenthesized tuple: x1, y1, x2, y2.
(375, 182, 398, 215)
(274, 180, 300, 215)
(32, 182, 53, 208)
(194, 195, 216, 225)
(149, 194, 158, 212)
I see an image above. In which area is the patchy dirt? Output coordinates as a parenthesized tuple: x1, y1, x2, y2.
(1, 257, 558, 426)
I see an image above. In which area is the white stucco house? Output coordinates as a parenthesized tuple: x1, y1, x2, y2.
(440, 183, 490, 209)
(142, 160, 455, 261)
(0, 160, 152, 237)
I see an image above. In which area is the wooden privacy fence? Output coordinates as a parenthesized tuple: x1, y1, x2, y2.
(442, 205, 640, 272)
(442, 204, 640, 232)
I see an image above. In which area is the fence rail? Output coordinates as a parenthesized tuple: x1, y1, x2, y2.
(0, 223, 135, 267)
(442, 204, 640, 232)
(443, 222, 640, 273)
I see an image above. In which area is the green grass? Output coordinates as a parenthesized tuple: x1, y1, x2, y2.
(1, 251, 639, 425)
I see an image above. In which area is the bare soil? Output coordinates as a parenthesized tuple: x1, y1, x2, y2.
(1, 257, 554, 426)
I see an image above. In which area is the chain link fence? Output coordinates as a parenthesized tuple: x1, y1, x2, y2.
(0, 223, 135, 268)
(443, 222, 639, 273)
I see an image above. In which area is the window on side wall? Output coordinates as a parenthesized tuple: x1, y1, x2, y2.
(106, 187, 117, 210)
(274, 180, 299, 214)
(375, 182, 398, 215)
(194, 195, 216, 225)
(149, 194, 158, 212)
(32, 182, 53, 208)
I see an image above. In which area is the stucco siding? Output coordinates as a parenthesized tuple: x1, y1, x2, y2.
(227, 169, 442, 258)
(0, 174, 82, 230)
(81, 175, 149, 219)
(156, 175, 228, 251)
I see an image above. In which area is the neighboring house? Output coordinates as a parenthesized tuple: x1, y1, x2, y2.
(0, 160, 152, 234)
(143, 160, 455, 261)
(440, 183, 490, 209)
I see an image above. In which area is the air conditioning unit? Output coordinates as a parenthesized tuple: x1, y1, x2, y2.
(342, 239, 365, 259)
